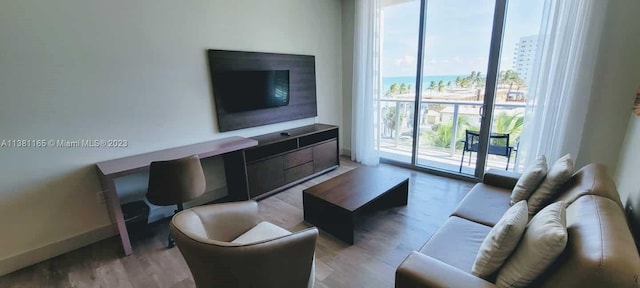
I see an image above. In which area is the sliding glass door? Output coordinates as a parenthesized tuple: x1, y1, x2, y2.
(414, 0, 498, 175)
(491, 0, 545, 172)
(379, 0, 544, 178)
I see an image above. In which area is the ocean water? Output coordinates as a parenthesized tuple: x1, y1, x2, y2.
(382, 75, 462, 92)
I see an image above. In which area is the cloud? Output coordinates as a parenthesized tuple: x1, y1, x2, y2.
(428, 58, 450, 64)
(394, 55, 416, 66)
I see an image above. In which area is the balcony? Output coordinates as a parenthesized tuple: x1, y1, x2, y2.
(379, 98, 526, 175)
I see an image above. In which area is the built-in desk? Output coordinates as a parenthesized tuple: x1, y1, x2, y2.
(96, 136, 258, 255)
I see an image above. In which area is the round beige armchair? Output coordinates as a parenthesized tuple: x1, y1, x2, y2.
(170, 201, 318, 288)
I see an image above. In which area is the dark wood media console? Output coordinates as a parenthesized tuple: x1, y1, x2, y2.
(245, 124, 339, 199)
(95, 124, 337, 255)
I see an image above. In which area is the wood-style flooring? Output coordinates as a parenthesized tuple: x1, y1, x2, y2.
(0, 158, 474, 288)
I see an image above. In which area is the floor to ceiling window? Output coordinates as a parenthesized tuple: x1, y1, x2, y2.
(379, 0, 544, 178)
(378, 0, 421, 165)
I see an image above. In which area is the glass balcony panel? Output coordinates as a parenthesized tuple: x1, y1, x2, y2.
(379, 99, 415, 163)
(379, 98, 525, 173)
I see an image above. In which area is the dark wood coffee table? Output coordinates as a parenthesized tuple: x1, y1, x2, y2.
(303, 166, 409, 244)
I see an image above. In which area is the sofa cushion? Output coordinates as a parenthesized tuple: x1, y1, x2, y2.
(555, 163, 622, 208)
(527, 154, 573, 217)
(534, 196, 640, 287)
(510, 155, 547, 205)
(419, 216, 492, 273)
(451, 184, 512, 227)
(472, 200, 528, 278)
(497, 201, 568, 288)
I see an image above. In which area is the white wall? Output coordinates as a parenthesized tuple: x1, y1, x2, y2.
(616, 115, 640, 206)
(611, 1, 640, 207)
(576, 0, 640, 171)
(0, 0, 342, 275)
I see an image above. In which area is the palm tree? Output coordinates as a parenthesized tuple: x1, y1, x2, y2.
(475, 72, 484, 88)
(429, 123, 453, 148)
(455, 76, 462, 87)
(427, 116, 477, 149)
(493, 111, 525, 142)
(460, 78, 470, 88)
(469, 71, 477, 82)
(389, 83, 400, 95)
(499, 70, 524, 91)
(437, 80, 445, 92)
(429, 81, 437, 90)
(400, 83, 407, 94)
(463, 71, 485, 89)
(384, 106, 398, 137)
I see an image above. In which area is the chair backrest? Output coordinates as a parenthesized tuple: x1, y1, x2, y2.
(463, 130, 480, 152)
(488, 132, 510, 157)
(463, 130, 511, 157)
(170, 203, 318, 288)
(146, 155, 206, 206)
(553, 163, 622, 208)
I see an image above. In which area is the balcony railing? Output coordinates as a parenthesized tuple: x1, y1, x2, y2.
(379, 97, 526, 173)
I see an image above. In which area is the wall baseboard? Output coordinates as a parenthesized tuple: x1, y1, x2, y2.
(0, 186, 230, 277)
(340, 148, 352, 157)
(0, 224, 116, 277)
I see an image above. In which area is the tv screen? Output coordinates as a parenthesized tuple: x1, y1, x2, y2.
(213, 70, 290, 112)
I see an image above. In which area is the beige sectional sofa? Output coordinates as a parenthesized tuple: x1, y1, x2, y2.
(396, 164, 640, 287)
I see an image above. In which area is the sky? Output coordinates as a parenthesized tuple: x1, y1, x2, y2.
(382, 0, 545, 77)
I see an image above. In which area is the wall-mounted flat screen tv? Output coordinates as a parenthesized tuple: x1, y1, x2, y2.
(213, 70, 290, 112)
(208, 50, 317, 132)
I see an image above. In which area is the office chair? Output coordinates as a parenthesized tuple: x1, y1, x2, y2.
(147, 154, 206, 248)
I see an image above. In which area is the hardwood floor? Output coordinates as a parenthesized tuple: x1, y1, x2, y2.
(0, 158, 474, 288)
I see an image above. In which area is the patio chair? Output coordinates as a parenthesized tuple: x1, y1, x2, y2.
(458, 130, 513, 172)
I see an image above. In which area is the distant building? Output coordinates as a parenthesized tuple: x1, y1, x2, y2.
(513, 35, 538, 85)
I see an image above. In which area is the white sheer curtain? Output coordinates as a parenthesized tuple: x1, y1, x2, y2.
(517, 0, 607, 168)
(351, 0, 381, 166)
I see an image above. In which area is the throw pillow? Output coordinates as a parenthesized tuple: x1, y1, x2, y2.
(471, 200, 529, 279)
(496, 201, 568, 288)
(510, 155, 547, 205)
(527, 154, 573, 216)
